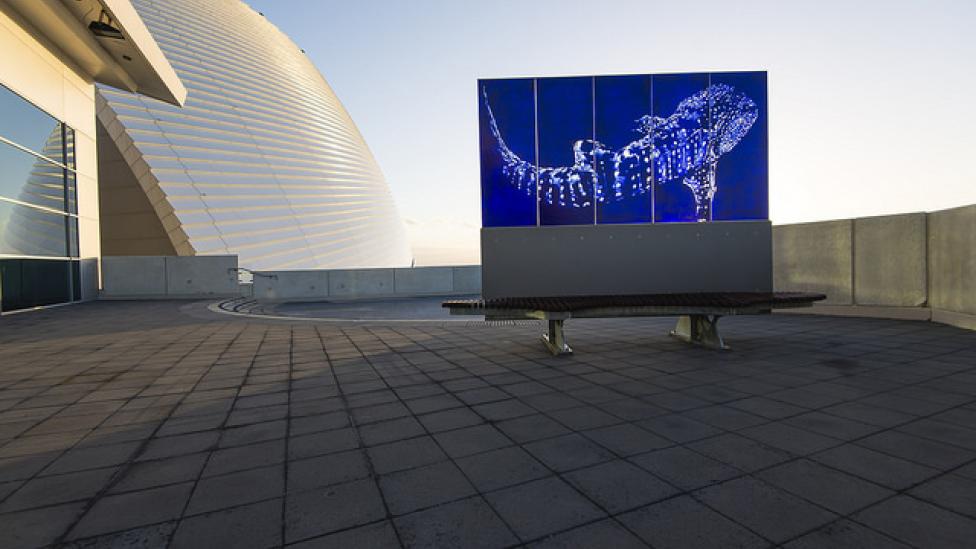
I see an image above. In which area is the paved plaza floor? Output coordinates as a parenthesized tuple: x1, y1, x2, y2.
(1, 300, 975, 548)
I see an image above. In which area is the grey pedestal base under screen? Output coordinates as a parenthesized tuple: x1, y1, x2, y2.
(480, 221, 772, 299)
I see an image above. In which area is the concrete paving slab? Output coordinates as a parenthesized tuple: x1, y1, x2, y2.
(0, 300, 972, 548)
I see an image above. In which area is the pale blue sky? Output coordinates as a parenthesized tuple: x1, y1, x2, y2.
(247, 0, 975, 264)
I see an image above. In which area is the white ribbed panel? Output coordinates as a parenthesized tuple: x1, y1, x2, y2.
(97, 0, 411, 270)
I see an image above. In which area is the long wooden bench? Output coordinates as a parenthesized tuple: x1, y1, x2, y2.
(443, 292, 826, 355)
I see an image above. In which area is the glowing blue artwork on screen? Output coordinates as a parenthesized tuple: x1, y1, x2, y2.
(479, 79, 537, 227)
(479, 71, 768, 226)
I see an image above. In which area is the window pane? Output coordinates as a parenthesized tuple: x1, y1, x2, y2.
(71, 260, 81, 301)
(66, 171, 77, 214)
(0, 84, 64, 164)
(0, 258, 70, 311)
(0, 141, 66, 211)
(0, 200, 69, 257)
(68, 216, 79, 258)
(65, 126, 75, 171)
(0, 259, 23, 311)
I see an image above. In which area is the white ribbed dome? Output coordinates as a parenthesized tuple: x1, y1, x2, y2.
(96, 0, 411, 270)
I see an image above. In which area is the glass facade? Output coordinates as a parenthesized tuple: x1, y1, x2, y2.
(0, 84, 81, 312)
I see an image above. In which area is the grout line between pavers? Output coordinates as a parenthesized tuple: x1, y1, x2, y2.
(43, 323, 246, 546)
(161, 325, 269, 549)
(360, 324, 715, 547)
(309, 323, 406, 549)
(389, 319, 976, 546)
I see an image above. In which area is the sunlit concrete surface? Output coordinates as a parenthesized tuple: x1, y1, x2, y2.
(0, 301, 975, 547)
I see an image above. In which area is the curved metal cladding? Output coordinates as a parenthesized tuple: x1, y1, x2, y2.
(96, 0, 411, 270)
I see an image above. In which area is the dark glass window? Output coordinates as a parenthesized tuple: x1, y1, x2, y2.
(0, 84, 65, 164)
(0, 259, 22, 311)
(0, 200, 69, 257)
(71, 260, 81, 302)
(0, 259, 71, 312)
(0, 142, 67, 211)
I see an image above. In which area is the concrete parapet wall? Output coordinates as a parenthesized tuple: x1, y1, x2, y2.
(854, 213, 927, 307)
(394, 267, 454, 295)
(453, 266, 482, 293)
(101, 256, 238, 299)
(102, 256, 166, 297)
(927, 204, 976, 316)
(253, 265, 482, 302)
(773, 205, 975, 330)
(329, 269, 395, 298)
(773, 220, 853, 305)
(252, 270, 328, 301)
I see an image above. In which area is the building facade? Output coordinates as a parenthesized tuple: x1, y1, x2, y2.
(97, 0, 413, 270)
(0, 0, 184, 313)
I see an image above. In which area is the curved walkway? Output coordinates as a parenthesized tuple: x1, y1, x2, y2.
(212, 295, 485, 323)
(0, 300, 975, 548)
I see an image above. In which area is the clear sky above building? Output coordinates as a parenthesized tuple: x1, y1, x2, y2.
(246, 0, 976, 265)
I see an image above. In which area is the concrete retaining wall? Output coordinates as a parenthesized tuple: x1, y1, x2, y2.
(928, 204, 976, 324)
(773, 206, 975, 330)
(773, 220, 852, 305)
(253, 266, 481, 302)
(101, 256, 238, 299)
(855, 213, 927, 307)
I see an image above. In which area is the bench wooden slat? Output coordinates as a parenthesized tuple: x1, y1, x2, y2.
(443, 292, 825, 312)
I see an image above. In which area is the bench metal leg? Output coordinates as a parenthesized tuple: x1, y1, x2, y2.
(542, 319, 572, 355)
(670, 315, 728, 350)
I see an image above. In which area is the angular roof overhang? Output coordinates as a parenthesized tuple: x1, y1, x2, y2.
(2, 0, 185, 106)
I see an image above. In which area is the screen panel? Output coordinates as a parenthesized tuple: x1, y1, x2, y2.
(537, 77, 594, 226)
(651, 72, 711, 223)
(709, 71, 768, 221)
(594, 75, 653, 224)
(479, 78, 537, 228)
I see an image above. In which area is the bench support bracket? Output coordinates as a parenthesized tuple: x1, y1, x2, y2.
(542, 318, 572, 356)
(670, 315, 729, 350)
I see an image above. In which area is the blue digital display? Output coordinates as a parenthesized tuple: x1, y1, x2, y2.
(651, 73, 710, 223)
(538, 77, 594, 226)
(479, 71, 767, 227)
(709, 72, 768, 221)
(594, 75, 652, 224)
(479, 79, 537, 227)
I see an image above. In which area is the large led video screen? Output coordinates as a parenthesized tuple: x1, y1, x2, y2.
(479, 71, 767, 227)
